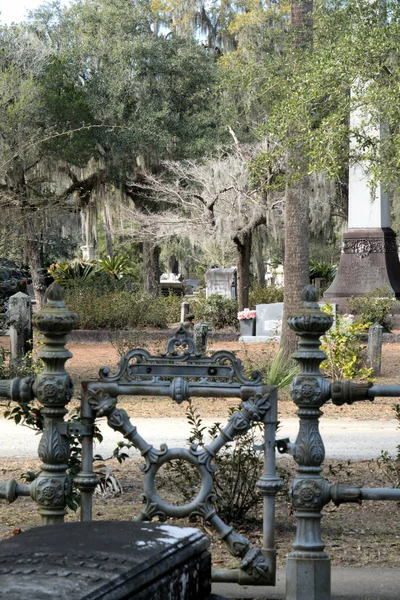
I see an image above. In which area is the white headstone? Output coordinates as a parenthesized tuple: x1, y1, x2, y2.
(256, 303, 284, 336)
(205, 268, 237, 299)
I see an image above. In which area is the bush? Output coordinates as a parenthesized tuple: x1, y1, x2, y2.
(309, 260, 337, 284)
(166, 403, 264, 523)
(248, 285, 284, 309)
(192, 294, 238, 329)
(159, 293, 182, 324)
(320, 307, 374, 381)
(242, 345, 298, 389)
(380, 404, 400, 488)
(64, 284, 169, 329)
(347, 288, 395, 332)
(166, 403, 290, 524)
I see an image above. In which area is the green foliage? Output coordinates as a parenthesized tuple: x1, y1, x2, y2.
(167, 403, 264, 523)
(309, 260, 337, 284)
(347, 288, 395, 332)
(379, 404, 400, 488)
(248, 285, 284, 309)
(159, 293, 183, 325)
(96, 254, 135, 280)
(64, 284, 171, 329)
(48, 260, 95, 286)
(242, 345, 298, 390)
(192, 294, 238, 329)
(320, 307, 374, 381)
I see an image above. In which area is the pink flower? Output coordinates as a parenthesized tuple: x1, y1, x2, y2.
(237, 309, 256, 320)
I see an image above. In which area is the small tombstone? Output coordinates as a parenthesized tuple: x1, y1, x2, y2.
(8, 292, 32, 367)
(256, 303, 284, 337)
(193, 322, 210, 354)
(368, 322, 383, 374)
(180, 301, 190, 323)
(205, 268, 237, 299)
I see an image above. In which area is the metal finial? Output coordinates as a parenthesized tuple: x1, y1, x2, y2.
(45, 283, 64, 302)
(301, 285, 318, 303)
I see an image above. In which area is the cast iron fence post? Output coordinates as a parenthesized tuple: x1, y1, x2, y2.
(29, 284, 79, 524)
(286, 286, 333, 600)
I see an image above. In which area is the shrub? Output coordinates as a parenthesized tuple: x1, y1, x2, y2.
(166, 403, 265, 523)
(159, 293, 183, 324)
(64, 285, 169, 329)
(48, 259, 95, 286)
(320, 307, 374, 381)
(309, 260, 337, 283)
(192, 294, 238, 329)
(379, 404, 400, 488)
(347, 288, 395, 332)
(242, 345, 298, 389)
(249, 285, 284, 309)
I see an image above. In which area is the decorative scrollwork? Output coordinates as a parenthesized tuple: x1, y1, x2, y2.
(34, 477, 65, 507)
(140, 443, 169, 472)
(189, 493, 217, 521)
(87, 389, 118, 417)
(38, 421, 69, 466)
(240, 547, 270, 579)
(292, 479, 323, 510)
(189, 444, 216, 474)
(139, 494, 168, 521)
(96, 325, 263, 387)
(164, 324, 197, 356)
(241, 393, 271, 421)
(291, 376, 323, 406)
(36, 375, 73, 405)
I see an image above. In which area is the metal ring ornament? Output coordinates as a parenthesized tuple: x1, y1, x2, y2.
(142, 447, 214, 519)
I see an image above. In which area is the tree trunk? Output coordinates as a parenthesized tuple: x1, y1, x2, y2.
(280, 178, 310, 356)
(236, 231, 252, 311)
(279, 0, 313, 358)
(143, 241, 160, 297)
(103, 203, 113, 258)
(23, 217, 47, 308)
(253, 228, 266, 288)
(8, 160, 47, 308)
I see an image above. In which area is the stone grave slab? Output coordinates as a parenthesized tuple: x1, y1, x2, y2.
(0, 521, 212, 600)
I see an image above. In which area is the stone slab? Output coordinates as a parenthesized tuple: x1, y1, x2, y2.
(0, 521, 211, 600)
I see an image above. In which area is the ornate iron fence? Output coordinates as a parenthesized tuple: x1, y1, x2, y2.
(1, 283, 400, 599)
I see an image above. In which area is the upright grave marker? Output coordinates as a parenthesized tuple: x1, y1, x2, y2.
(205, 268, 237, 299)
(324, 102, 400, 310)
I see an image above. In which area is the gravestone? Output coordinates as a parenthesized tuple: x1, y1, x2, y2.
(181, 301, 190, 323)
(324, 98, 400, 310)
(0, 521, 212, 600)
(205, 268, 237, 299)
(256, 303, 283, 337)
(240, 302, 335, 343)
(368, 322, 383, 374)
(193, 322, 210, 354)
(8, 291, 32, 367)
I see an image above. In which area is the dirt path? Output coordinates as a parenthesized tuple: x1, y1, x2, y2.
(64, 339, 400, 420)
